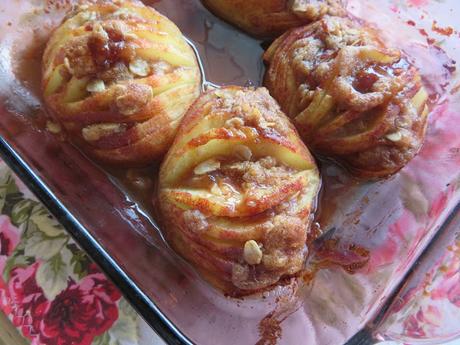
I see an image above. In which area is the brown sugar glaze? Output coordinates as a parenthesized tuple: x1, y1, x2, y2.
(0, 0, 458, 344)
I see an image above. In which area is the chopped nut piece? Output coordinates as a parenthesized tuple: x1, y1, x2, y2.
(129, 59, 150, 77)
(225, 117, 245, 128)
(210, 183, 223, 195)
(80, 11, 97, 22)
(194, 159, 221, 175)
(98, 62, 132, 83)
(243, 240, 263, 265)
(246, 200, 257, 207)
(183, 210, 208, 233)
(220, 183, 236, 196)
(92, 22, 109, 40)
(234, 145, 252, 161)
(151, 61, 171, 76)
(252, 107, 262, 118)
(262, 251, 288, 269)
(82, 123, 124, 142)
(385, 131, 402, 142)
(242, 103, 251, 113)
(86, 79, 106, 93)
(115, 84, 152, 115)
(46, 121, 61, 134)
(289, 0, 326, 19)
(63, 57, 73, 74)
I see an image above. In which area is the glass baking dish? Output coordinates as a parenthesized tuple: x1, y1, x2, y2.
(0, 0, 459, 344)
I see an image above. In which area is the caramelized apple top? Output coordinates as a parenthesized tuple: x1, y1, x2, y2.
(160, 87, 318, 218)
(159, 86, 320, 294)
(201, 0, 345, 38)
(264, 16, 430, 178)
(42, 0, 201, 164)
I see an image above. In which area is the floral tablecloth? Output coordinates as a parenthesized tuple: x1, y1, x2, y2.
(0, 160, 160, 345)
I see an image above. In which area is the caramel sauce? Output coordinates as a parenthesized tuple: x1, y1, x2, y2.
(185, 172, 242, 194)
(87, 28, 129, 70)
(179, 156, 244, 193)
(353, 70, 379, 93)
(431, 20, 455, 37)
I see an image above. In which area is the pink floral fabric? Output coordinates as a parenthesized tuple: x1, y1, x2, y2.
(0, 162, 140, 345)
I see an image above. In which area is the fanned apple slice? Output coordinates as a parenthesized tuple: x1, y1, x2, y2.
(264, 16, 431, 178)
(158, 86, 320, 295)
(163, 170, 308, 217)
(200, 0, 345, 38)
(42, 0, 201, 165)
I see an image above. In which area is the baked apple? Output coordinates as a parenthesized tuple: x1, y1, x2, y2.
(201, 0, 345, 38)
(158, 86, 320, 295)
(264, 16, 430, 178)
(42, 0, 201, 165)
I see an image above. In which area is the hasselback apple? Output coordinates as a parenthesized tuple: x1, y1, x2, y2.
(42, 0, 201, 165)
(264, 16, 429, 178)
(158, 86, 320, 295)
(201, 0, 345, 38)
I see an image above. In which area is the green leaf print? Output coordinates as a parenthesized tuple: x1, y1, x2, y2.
(36, 252, 70, 300)
(24, 223, 68, 261)
(68, 243, 92, 279)
(92, 332, 111, 345)
(30, 204, 65, 237)
(109, 299, 139, 345)
(3, 254, 33, 282)
(2, 192, 24, 220)
(0, 168, 19, 214)
(11, 199, 37, 226)
(2, 223, 34, 281)
(119, 299, 138, 320)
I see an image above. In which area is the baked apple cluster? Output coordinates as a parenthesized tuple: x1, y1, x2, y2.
(42, 0, 431, 294)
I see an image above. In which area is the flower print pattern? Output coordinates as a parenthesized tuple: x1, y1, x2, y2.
(38, 273, 121, 345)
(0, 216, 19, 273)
(7, 264, 47, 341)
(0, 163, 139, 345)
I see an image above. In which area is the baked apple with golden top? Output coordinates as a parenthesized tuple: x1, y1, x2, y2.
(42, 0, 201, 165)
(264, 16, 429, 178)
(158, 86, 320, 295)
(201, 0, 345, 38)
